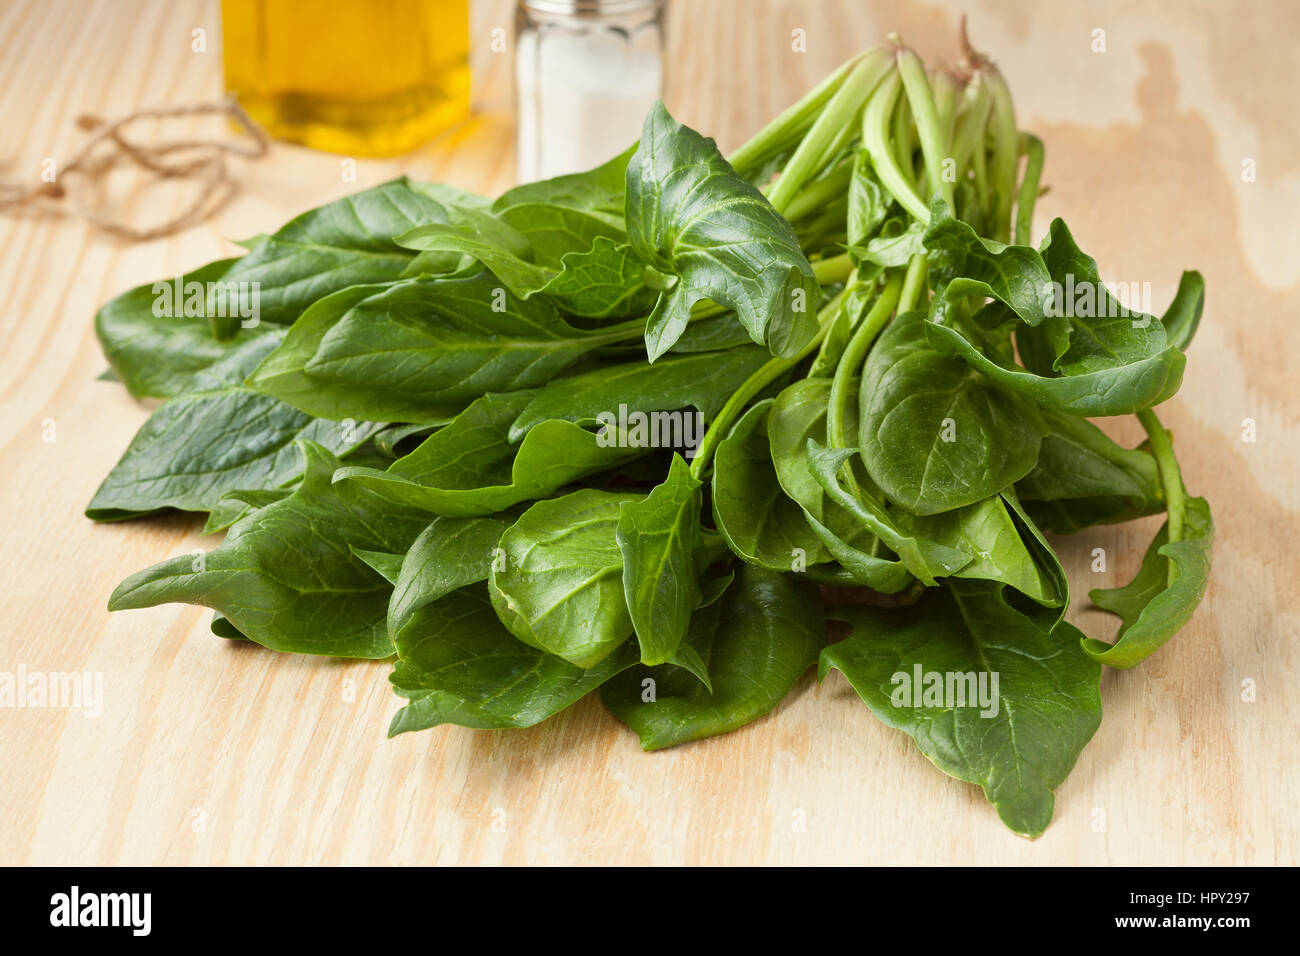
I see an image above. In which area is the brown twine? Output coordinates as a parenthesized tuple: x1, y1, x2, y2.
(0, 98, 270, 241)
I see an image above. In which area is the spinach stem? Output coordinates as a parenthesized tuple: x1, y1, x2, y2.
(689, 289, 848, 480)
(895, 252, 929, 316)
(1137, 407, 1186, 547)
(950, 74, 991, 206)
(766, 49, 893, 215)
(728, 51, 867, 178)
(861, 68, 929, 222)
(1014, 133, 1044, 246)
(826, 272, 903, 450)
(983, 65, 1019, 241)
(783, 160, 854, 222)
(812, 252, 854, 285)
(897, 47, 954, 211)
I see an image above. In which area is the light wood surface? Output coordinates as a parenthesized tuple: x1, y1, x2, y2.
(2, 0, 1296, 865)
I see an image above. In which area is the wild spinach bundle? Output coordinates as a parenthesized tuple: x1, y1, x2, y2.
(91, 32, 1211, 837)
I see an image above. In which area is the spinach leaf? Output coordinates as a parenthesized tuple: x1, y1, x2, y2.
(87, 332, 379, 520)
(508, 346, 770, 440)
(388, 513, 519, 638)
(1161, 270, 1206, 352)
(372, 422, 440, 459)
(923, 199, 1052, 327)
(248, 273, 628, 423)
(626, 102, 820, 359)
(602, 564, 823, 749)
(489, 489, 638, 668)
(333, 391, 639, 517)
(926, 220, 1187, 416)
(846, 149, 890, 247)
(493, 146, 631, 250)
(396, 151, 636, 304)
(899, 494, 1063, 607)
(1015, 409, 1163, 533)
(859, 310, 1046, 515)
(95, 257, 276, 399)
(352, 547, 405, 585)
(201, 487, 294, 535)
(108, 443, 431, 658)
(395, 211, 550, 298)
(666, 312, 760, 353)
(209, 177, 479, 335)
(712, 400, 832, 571)
(1082, 495, 1213, 668)
(806, 442, 970, 586)
(617, 454, 706, 667)
(533, 237, 658, 318)
(389, 585, 638, 734)
(822, 580, 1103, 837)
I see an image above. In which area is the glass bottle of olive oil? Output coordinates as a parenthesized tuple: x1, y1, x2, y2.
(221, 0, 470, 156)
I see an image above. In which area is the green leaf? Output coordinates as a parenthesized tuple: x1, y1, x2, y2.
(333, 391, 639, 517)
(1000, 489, 1070, 626)
(351, 547, 404, 585)
(508, 345, 770, 440)
(846, 150, 890, 247)
(1015, 409, 1163, 533)
(822, 580, 1103, 837)
(923, 199, 1052, 327)
(389, 585, 637, 734)
(489, 489, 637, 668)
(247, 273, 626, 423)
(898, 494, 1063, 607)
(371, 423, 440, 459)
(712, 400, 831, 572)
(854, 218, 925, 268)
(493, 146, 631, 250)
(806, 442, 970, 587)
(394, 205, 550, 297)
(626, 102, 820, 359)
(202, 487, 294, 535)
(87, 333, 379, 520)
(534, 237, 657, 318)
(859, 310, 1046, 515)
(388, 513, 521, 638)
(1160, 270, 1205, 352)
(602, 564, 824, 750)
(617, 454, 704, 666)
(95, 257, 276, 398)
(1083, 495, 1213, 668)
(396, 151, 636, 302)
(108, 443, 431, 658)
(926, 219, 1187, 417)
(209, 177, 478, 334)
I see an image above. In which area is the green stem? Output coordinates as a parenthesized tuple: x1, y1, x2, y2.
(1137, 407, 1186, 547)
(766, 49, 892, 214)
(728, 51, 868, 178)
(1014, 132, 1044, 246)
(783, 159, 853, 222)
(827, 272, 902, 449)
(812, 252, 854, 285)
(895, 252, 929, 316)
(897, 47, 954, 210)
(860, 67, 929, 222)
(689, 290, 847, 480)
(983, 65, 1019, 242)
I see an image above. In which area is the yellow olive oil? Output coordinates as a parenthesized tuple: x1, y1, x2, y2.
(221, 0, 470, 156)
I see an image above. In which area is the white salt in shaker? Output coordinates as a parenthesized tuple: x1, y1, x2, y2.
(515, 0, 665, 183)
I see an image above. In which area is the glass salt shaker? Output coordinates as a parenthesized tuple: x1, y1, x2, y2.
(515, 0, 665, 183)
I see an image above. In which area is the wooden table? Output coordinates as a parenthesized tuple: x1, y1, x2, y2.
(2, 0, 1296, 865)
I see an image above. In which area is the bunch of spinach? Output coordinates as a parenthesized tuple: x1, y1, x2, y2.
(91, 33, 1211, 837)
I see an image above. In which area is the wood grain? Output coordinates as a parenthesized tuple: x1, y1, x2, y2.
(1, 0, 1296, 865)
